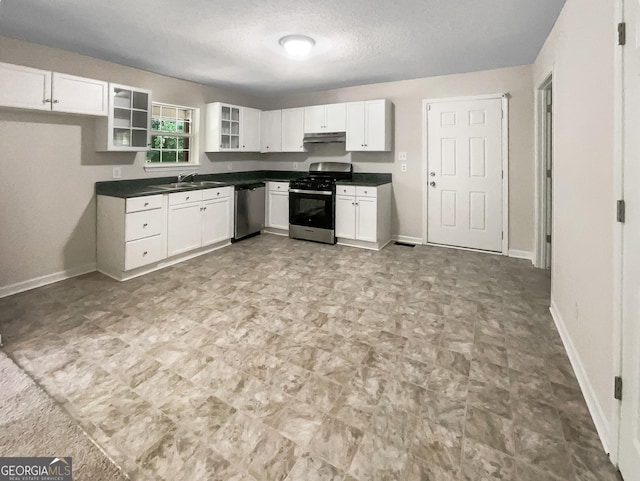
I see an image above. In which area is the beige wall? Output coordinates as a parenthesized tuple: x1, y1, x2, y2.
(533, 0, 615, 449)
(0, 36, 260, 291)
(259, 65, 535, 250)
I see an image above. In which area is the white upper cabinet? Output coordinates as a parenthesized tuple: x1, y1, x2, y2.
(240, 107, 261, 152)
(303, 103, 346, 133)
(96, 83, 151, 152)
(205, 102, 261, 152)
(261, 109, 282, 153)
(0, 61, 108, 116)
(281, 107, 306, 152)
(346, 99, 393, 151)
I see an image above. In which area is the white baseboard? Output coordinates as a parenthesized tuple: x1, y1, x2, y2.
(549, 301, 610, 453)
(0, 262, 97, 299)
(392, 235, 423, 245)
(508, 249, 535, 264)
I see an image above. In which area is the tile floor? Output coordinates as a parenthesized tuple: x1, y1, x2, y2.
(0, 234, 620, 481)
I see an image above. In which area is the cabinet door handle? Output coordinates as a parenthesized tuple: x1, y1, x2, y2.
(217, 192, 220, 196)
(143, 223, 148, 227)
(203, 206, 207, 211)
(53, 99, 59, 104)
(143, 251, 148, 256)
(43, 98, 51, 103)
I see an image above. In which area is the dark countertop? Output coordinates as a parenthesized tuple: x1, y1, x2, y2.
(95, 170, 307, 198)
(336, 173, 392, 186)
(96, 170, 392, 198)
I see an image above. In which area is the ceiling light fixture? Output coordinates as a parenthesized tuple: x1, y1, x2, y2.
(279, 35, 315, 58)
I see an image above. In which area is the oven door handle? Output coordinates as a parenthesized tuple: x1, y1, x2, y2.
(289, 189, 334, 196)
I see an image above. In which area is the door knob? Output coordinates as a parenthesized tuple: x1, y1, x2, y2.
(430, 181, 436, 187)
(430, 172, 436, 177)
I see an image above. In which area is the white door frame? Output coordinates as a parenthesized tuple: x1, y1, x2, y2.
(611, 0, 624, 466)
(534, 73, 554, 269)
(421, 93, 509, 255)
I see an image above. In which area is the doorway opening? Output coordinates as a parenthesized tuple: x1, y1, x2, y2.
(536, 75, 553, 270)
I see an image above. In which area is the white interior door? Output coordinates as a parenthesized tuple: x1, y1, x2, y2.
(619, 0, 640, 477)
(427, 98, 504, 251)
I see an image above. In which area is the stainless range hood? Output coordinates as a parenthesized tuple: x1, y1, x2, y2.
(303, 132, 346, 144)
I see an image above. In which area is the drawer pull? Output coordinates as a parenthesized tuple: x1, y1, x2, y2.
(144, 202, 149, 207)
(217, 192, 220, 196)
(364, 190, 368, 194)
(186, 196, 190, 200)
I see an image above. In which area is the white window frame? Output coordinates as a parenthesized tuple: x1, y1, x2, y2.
(144, 102, 200, 172)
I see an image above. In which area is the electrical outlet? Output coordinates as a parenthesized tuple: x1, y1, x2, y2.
(112, 167, 122, 179)
(401, 164, 407, 173)
(293, 162, 299, 170)
(398, 151, 408, 161)
(227, 163, 233, 171)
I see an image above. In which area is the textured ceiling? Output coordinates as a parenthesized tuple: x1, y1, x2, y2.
(0, 0, 565, 97)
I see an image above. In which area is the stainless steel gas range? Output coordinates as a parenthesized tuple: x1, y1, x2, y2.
(288, 162, 353, 244)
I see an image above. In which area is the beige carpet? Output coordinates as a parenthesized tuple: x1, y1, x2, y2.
(0, 350, 129, 481)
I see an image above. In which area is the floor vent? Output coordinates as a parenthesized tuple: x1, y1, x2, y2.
(394, 242, 415, 248)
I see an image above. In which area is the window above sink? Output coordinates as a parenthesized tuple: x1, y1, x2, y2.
(145, 102, 200, 173)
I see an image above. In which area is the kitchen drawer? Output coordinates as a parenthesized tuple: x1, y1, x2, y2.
(126, 194, 163, 213)
(269, 181, 289, 192)
(202, 187, 230, 200)
(356, 186, 377, 198)
(168, 190, 203, 206)
(125, 209, 162, 241)
(125, 235, 163, 270)
(336, 185, 356, 196)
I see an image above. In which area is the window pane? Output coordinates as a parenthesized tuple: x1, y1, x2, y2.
(165, 137, 178, 149)
(151, 118, 161, 130)
(177, 108, 191, 120)
(147, 150, 160, 163)
(162, 106, 177, 118)
(151, 135, 163, 149)
(178, 151, 189, 163)
(152, 105, 161, 116)
(161, 120, 177, 132)
(178, 137, 190, 149)
(161, 151, 177, 163)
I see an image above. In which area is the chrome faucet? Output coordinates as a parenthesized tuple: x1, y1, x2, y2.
(177, 172, 197, 183)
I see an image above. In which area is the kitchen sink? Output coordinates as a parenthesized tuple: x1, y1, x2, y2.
(189, 181, 228, 187)
(149, 181, 228, 191)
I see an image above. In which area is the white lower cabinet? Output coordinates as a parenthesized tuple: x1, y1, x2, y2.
(97, 194, 168, 279)
(335, 184, 392, 250)
(265, 182, 289, 232)
(167, 187, 233, 257)
(98, 186, 233, 281)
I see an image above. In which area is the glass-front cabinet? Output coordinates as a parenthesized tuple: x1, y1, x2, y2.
(205, 102, 261, 152)
(205, 102, 241, 152)
(220, 105, 240, 150)
(96, 83, 151, 151)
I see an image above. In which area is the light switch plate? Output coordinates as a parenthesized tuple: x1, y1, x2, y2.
(112, 167, 122, 179)
(401, 164, 407, 173)
(398, 151, 408, 161)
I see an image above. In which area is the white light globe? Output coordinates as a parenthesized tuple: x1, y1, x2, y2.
(280, 35, 315, 58)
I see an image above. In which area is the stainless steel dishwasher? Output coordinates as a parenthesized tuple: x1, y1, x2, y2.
(233, 182, 265, 241)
